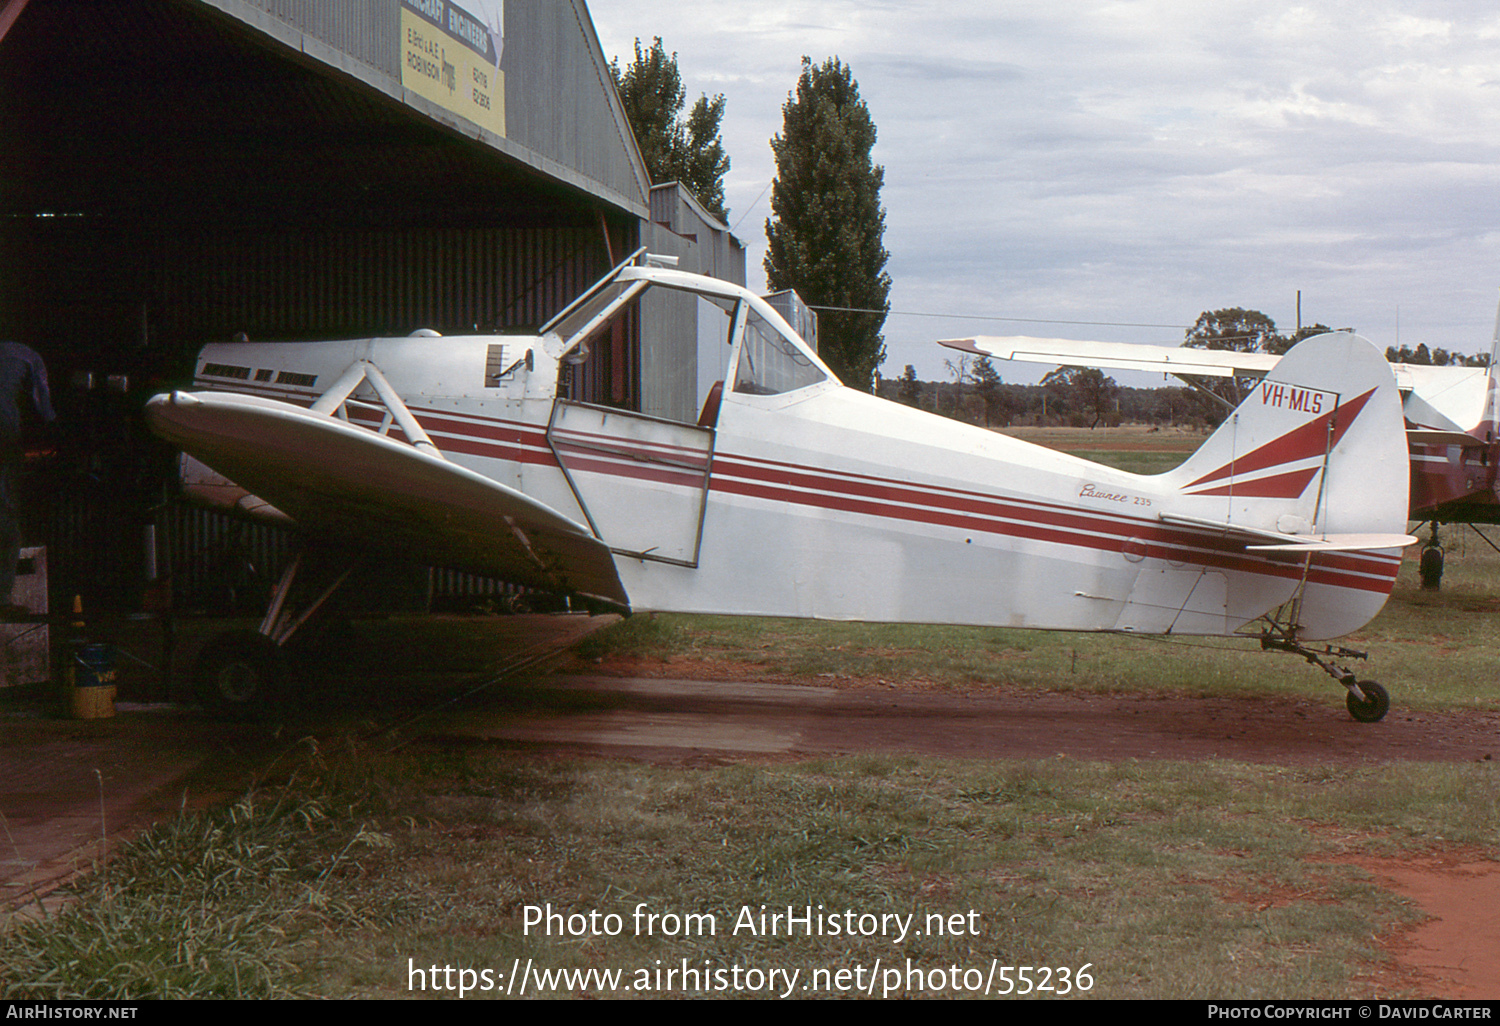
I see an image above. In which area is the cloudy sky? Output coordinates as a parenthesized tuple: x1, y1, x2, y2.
(586, 0, 1500, 382)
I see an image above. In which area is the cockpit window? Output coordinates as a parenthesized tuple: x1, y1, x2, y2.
(733, 309, 826, 395)
(550, 279, 647, 357)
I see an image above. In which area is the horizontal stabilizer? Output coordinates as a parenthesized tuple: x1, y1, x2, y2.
(1246, 534, 1418, 553)
(1156, 515, 1415, 553)
(1406, 428, 1485, 447)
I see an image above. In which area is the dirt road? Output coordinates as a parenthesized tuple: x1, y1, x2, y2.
(424, 672, 1500, 766)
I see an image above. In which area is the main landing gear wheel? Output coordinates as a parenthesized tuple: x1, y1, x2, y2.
(193, 629, 285, 719)
(1419, 544, 1445, 591)
(1345, 680, 1389, 723)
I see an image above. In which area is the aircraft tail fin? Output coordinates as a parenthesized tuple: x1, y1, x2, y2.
(1160, 331, 1412, 638)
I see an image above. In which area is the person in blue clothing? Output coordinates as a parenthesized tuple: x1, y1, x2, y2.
(0, 342, 54, 615)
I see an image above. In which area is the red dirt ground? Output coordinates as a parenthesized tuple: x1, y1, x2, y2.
(1331, 850, 1500, 999)
(564, 652, 1500, 765)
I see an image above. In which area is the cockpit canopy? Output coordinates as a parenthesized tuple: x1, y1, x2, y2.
(543, 252, 835, 411)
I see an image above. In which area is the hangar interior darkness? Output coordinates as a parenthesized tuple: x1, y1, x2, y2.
(0, 0, 646, 619)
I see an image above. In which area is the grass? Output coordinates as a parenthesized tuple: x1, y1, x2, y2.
(338, 753, 1496, 1000)
(1003, 422, 1201, 476)
(1064, 450, 1189, 474)
(0, 749, 405, 999)
(6, 745, 1494, 999)
(1000, 423, 1206, 454)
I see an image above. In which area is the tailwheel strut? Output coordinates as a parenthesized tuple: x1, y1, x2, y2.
(1260, 635, 1390, 723)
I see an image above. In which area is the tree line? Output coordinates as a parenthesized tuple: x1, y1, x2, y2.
(881, 302, 1495, 433)
(880, 361, 1208, 431)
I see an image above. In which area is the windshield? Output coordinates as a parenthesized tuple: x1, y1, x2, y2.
(733, 308, 827, 395)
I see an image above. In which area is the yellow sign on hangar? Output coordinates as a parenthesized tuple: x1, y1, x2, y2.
(400, 0, 505, 138)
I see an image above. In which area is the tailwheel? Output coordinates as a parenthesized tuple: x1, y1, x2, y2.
(193, 629, 285, 719)
(1344, 679, 1389, 723)
(1262, 634, 1391, 722)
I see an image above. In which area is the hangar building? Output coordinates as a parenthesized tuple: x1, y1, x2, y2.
(0, 0, 747, 618)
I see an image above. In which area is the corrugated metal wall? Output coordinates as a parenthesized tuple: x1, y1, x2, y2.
(639, 185, 748, 423)
(151, 224, 613, 341)
(166, 502, 289, 615)
(500, 0, 649, 211)
(648, 184, 747, 285)
(639, 227, 698, 424)
(165, 504, 527, 614)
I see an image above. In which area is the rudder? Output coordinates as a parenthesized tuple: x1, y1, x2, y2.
(1162, 332, 1410, 638)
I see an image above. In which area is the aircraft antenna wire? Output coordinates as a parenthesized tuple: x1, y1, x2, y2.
(807, 304, 1190, 330)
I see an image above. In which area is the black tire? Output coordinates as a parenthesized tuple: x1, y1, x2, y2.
(1419, 545, 1444, 590)
(1346, 680, 1389, 723)
(193, 630, 284, 718)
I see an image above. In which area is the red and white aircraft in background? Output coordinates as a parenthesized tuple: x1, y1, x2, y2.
(147, 252, 1414, 721)
(942, 313, 1500, 588)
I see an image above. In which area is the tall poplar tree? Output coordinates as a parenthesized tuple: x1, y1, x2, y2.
(764, 57, 891, 392)
(611, 38, 731, 222)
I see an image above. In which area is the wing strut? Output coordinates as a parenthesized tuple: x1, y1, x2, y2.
(309, 360, 444, 459)
(260, 550, 358, 646)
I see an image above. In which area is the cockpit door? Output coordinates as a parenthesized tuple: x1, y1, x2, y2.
(546, 401, 714, 566)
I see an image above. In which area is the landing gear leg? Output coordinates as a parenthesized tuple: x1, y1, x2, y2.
(192, 549, 359, 718)
(1261, 635, 1390, 723)
(1419, 522, 1444, 591)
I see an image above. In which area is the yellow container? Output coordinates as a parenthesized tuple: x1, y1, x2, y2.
(67, 643, 117, 719)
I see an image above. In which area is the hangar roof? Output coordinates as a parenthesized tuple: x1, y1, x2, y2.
(0, 0, 652, 227)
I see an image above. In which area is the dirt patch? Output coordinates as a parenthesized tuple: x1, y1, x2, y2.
(1324, 850, 1500, 999)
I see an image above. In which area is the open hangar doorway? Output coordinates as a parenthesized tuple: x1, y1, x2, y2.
(0, 0, 664, 677)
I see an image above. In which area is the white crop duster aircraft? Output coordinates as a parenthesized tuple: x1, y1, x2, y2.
(146, 252, 1415, 721)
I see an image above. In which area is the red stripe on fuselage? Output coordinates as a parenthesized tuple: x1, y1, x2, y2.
(709, 455, 1397, 594)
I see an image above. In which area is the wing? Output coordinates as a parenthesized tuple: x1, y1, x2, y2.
(145, 390, 628, 608)
(938, 336, 1281, 379)
(940, 335, 1497, 443)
